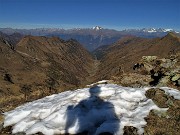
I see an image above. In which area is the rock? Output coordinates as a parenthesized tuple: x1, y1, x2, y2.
(142, 56, 157, 62)
(123, 126, 138, 135)
(160, 59, 175, 68)
(145, 88, 169, 108)
(149, 70, 164, 86)
(178, 80, 180, 86)
(171, 74, 180, 82)
(157, 76, 170, 87)
(164, 70, 174, 76)
(143, 63, 154, 72)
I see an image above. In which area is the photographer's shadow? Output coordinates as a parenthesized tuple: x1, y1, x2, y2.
(65, 86, 119, 135)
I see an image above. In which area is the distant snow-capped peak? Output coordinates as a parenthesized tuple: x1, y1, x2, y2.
(92, 26, 103, 30)
(162, 28, 173, 32)
(142, 28, 157, 33)
(141, 28, 177, 33)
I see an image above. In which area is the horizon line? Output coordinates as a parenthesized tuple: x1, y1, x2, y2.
(0, 23, 180, 31)
(0, 26, 180, 32)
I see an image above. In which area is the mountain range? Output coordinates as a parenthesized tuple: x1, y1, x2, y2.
(0, 27, 179, 51)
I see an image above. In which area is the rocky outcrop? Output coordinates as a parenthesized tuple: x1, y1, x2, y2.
(140, 54, 180, 88)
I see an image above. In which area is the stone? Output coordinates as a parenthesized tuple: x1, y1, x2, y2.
(171, 74, 180, 82)
(160, 59, 174, 68)
(142, 56, 157, 62)
(158, 76, 170, 87)
(123, 126, 138, 135)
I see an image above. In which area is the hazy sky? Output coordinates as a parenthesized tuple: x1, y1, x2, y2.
(0, 0, 179, 30)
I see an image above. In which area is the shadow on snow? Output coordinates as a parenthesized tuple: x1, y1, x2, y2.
(65, 86, 119, 135)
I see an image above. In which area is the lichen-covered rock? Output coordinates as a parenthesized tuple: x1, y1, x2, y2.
(158, 76, 170, 87)
(160, 58, 176, 68)
(171, 74, 180, 82)
(142, 56, 157, 62)
(137, 54, 180, 88)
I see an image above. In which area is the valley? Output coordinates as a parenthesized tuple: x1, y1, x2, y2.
(0, 31, 180, 135)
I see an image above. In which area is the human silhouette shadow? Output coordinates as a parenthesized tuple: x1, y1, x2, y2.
(65, 86, 119, 135)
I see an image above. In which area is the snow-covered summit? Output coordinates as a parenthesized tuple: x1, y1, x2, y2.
(92, 26, 103, 31)
(3, 83, 180, 135)
(122, 28, 179, 33)
(141, 28, 177, 33)
(142, 28, 157, 33)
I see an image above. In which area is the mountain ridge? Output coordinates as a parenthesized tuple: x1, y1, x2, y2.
(1, 27, 179, 51)
(94, 32, 180, 80)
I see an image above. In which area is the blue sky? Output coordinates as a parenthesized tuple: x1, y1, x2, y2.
(0, 0, 179, 30)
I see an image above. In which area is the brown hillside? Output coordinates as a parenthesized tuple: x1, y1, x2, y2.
(0, 36, 94, 114)
(95, 33, 180, 80)
(0, 31, 23, 48)
(16, 36, 93, 81)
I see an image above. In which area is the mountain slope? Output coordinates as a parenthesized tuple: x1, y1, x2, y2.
(16, 36, 94, 85)
(0, 35, 94, 115)
(95, 33, 180, 80)
(0, 31, 23, 48)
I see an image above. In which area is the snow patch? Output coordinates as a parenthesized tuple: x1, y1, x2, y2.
(86, 80, 108, 87)
(159, 87, 180, 100)
(3, 84, 180, 135)
(141, 28, 179, 33)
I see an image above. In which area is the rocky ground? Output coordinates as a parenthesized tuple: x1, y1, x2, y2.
(111, 53, 180, 89)
(110, 54, 180, 135)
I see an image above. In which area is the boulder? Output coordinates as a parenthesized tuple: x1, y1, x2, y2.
(171, 74, 180, 82)
(142, 56, 157, 62)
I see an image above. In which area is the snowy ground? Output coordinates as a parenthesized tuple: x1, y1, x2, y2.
(3, 82, 180, 135)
